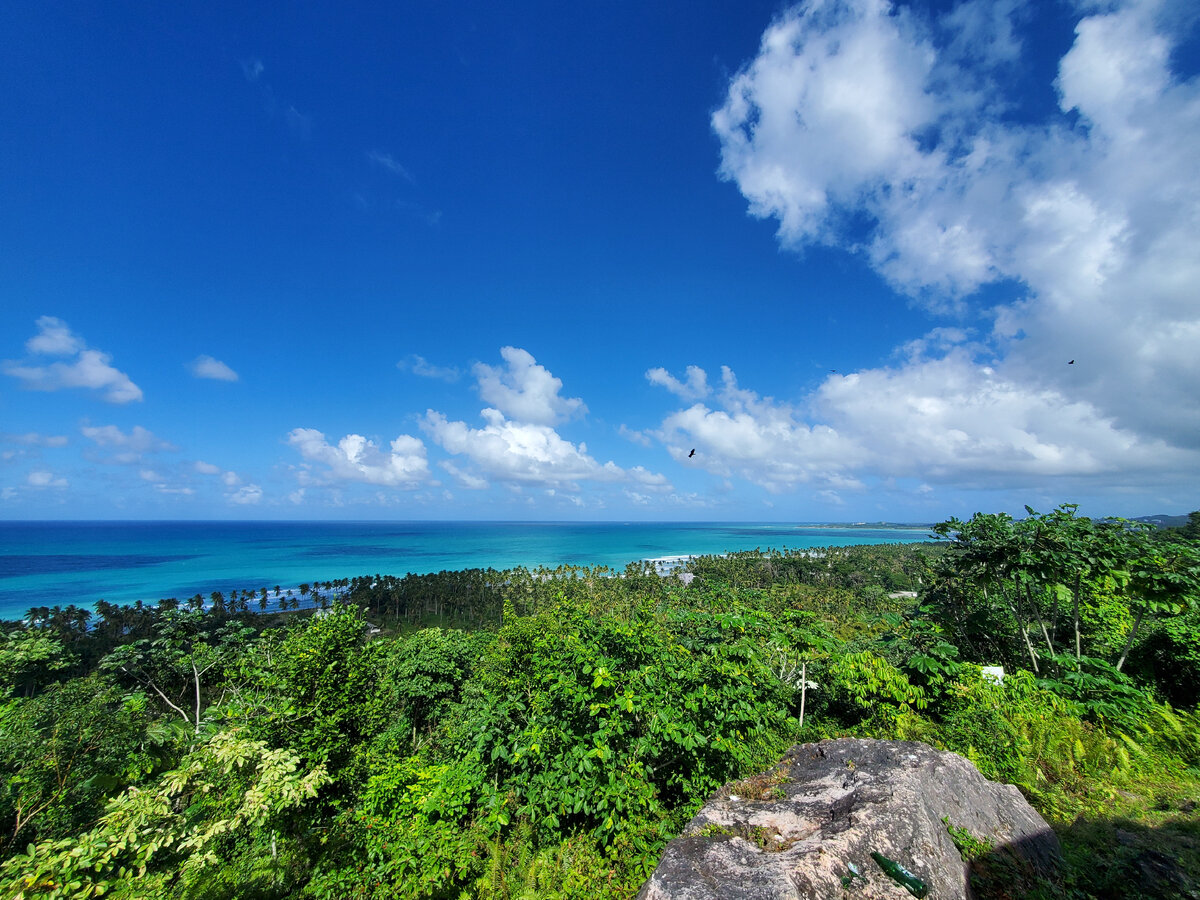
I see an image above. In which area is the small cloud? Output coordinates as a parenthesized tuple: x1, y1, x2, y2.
(367, 149, 415, 183)
(25, 316, 84, 356)
(155, 485, 195, 495)
(2, 432, 68, 448)
(228, 484, 263, 505)
(286, 106, 312, 139)
(194, 460, 220, 475)
(27, 470, 67, 489)
(240, 57, 264, 82)
(400, 354, 461, 382)
(81, 424, 175, 464)
(139, 469, 161, 482)
(221, 471, 240, 487)
(618, 424, 653, 447)
(289, 488, 305, 504)
(189, 355, 239, 382)
(646, 365, 711, 402)
(4, 318, 142, 403)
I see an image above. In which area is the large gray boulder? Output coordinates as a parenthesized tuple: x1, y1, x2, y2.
(638, 738, 1060, 900)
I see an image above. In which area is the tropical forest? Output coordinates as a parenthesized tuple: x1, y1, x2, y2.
(2, 505, 1199, 899)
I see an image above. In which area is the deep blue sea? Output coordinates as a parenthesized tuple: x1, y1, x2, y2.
(0, 521, 932, 620)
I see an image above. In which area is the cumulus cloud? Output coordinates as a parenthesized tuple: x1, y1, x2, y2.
(420, 350, 672, 497)
(286, 427, 431, 488)
(27, 470, 67, 489)
(228, 484, 263, 505)
(422, 408, 624, 490)
(652, 366, 867, 493)
(189, 355, 239, 382)
(80, 424, 175, 464)
(4, 317, 143, 403)
(25, 317, 84, 356)
(706, 0, 1200, 497)
(194, 460, 221, 475)
(473, 347, 586, 425)
(651, 359, 1192, 496)
(645, 365, 711, 401)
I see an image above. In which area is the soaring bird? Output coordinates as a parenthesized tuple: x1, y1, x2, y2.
(688, 449, 695, 458)
(1068, 360, 1075, 365)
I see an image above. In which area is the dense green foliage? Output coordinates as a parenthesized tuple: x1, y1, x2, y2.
(1, 508, 1197, 899)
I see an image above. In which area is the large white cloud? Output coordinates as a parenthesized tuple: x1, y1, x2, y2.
(707, 0, 1200, 498)
(423, 408, 626, 490)
(473, 347, 586, 425)
(286, 428, 431, 488)
(651, 356, 1193, 499)
(423, 349, 672, 496)
(3, 317, 143, 403)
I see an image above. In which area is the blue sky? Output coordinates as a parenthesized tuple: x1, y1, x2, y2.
(2, 0, 1198, 522)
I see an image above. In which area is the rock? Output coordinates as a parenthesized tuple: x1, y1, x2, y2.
(637, 738, 1060, 900)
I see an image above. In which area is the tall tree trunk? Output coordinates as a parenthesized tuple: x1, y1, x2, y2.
(999, 585, 1039, 673)
(1072, 574, 1082, 662)
(799, 661, 807, 729)
(1024, 581, 1055, 655)
(193, 661, 203, 734)
(1116, 604, 1148, 672)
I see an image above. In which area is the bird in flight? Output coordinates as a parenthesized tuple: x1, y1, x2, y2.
(688, 449, 695, 458)
(1068, 359, 1075, 365)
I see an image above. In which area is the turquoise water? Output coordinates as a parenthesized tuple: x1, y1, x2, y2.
(0, 521, 932, 620)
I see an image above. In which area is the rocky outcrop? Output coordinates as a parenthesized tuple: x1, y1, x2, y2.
(638, 738, 1060, 900)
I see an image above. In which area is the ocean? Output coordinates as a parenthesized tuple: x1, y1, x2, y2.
(0, 520, 932, 620)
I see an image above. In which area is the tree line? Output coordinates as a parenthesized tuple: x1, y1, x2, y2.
(0, 506, 1197, 899)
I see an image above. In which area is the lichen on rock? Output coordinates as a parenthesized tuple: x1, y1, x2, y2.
(637, 738, 1060, 900)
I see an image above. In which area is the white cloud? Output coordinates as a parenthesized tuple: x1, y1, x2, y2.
(2, 432, 68, 448)
(286, 427, 431, 488)
(368, 149, 415, 183)
(80, 424, 175, 465)
(400, 354, 461, 382)
(650, 359, 1195, 496)
(4, 318, 143, 403)
(81, 424, 174, 454)
(473, 347, 586, 425)
(228, 484, 263, 505)
(194, 460, 221, 475)
(189, 355, 239, 382)
(221, 471, 241, 487)
(618, 424, 653, 447)
(27, 470, 67, 489)
(645, 365, 711, 401)
(653, 367, 867, 493)
(25, 316, 84, 356)
(423, 408, 631, 491)
(708, 0, 1200, 497)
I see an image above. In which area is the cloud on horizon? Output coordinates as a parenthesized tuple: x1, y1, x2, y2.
(287, 428, 431, 489)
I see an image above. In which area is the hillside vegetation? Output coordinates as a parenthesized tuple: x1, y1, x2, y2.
(1, 506, 1198, 899)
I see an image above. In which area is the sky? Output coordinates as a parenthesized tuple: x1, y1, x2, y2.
(2, 0, 1198, 522)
